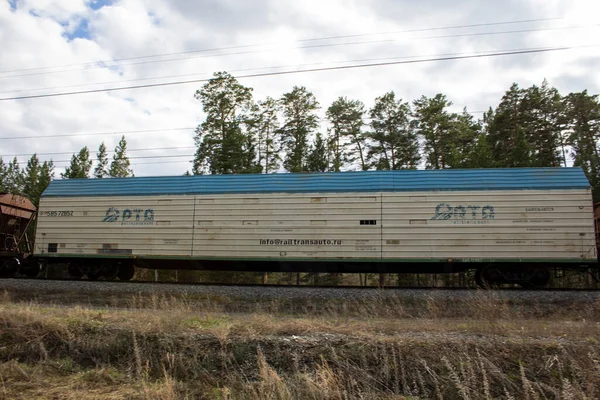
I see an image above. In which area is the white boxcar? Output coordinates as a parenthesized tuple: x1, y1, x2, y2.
(35, 168, 597, 285)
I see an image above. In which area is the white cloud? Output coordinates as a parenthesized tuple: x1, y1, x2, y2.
(20, 0, 87, 21)
(0, 0, 599, 177)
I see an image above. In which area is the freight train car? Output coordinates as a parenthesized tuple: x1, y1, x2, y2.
(0, 193, 39, 277)
(32, 167, 597, 287)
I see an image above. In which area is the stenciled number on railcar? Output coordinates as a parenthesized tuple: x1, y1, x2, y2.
(431, 203, 495, 222)
(102, 207, 155, 225)
(41, 210, 73, 217)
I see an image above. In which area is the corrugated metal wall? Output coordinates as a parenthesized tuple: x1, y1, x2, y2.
(36, 196, 195, 257)
(381, 190, 596, 261)
(35, 188, 597, 262)
(191, 193, 381, 260)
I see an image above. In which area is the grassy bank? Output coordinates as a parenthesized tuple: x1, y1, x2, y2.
(1, 290, 599, 399)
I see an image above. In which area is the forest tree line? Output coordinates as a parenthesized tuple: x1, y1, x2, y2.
(2, 71, 600, 207)
(191, 72, 600, 198)
(0, 136, 133, 206)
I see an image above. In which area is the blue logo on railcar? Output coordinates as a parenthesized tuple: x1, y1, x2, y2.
(431, 203, 495, 223)
(102, 207, 155, 225)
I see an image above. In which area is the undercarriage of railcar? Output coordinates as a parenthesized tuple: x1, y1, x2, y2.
(34, 256, 599, 289)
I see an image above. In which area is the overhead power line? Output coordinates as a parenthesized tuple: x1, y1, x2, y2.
(40, 154, 195, 164)
(130, 160, 191, 167)
(0, 17, 560, 76)
(3, 154, 195, 166)
(0, 127, 195, 140)
(0, 146, 195, 158)
(1, 22, 592, 81)
(0, 46, 578, 96)
(0, 46, 590, 102)
(0, 109, 488, 147)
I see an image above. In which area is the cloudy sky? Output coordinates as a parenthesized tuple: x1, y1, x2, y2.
(1, 0, 599, 177)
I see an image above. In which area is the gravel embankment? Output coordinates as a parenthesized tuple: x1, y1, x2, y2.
(0, 278, 599, 303)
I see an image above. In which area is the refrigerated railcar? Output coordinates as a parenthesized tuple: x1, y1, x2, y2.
(29, 167, 597, 287)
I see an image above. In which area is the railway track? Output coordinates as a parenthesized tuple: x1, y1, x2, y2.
(1, 277, 599, 302)
(4, 276, 600, 291)
(2, 278, 599, 319)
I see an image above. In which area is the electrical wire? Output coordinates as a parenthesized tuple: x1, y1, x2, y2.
(0, 46, 572, 95)
(0, 46, 589, 102)
(0, 127, 195, 140)
(0, 146, 195, 158)
(2, 155, 194, 167)
(0, 17, 561, 75)
(42, 154, 194, 164)
(130, 160, 191, 167)
(1, 23, 594, 81)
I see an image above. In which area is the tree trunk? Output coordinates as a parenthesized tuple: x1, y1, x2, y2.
(354, 136, 367, 170)
(265, 126, 270, 174)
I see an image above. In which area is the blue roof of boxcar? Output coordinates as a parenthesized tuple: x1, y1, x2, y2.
(41, 168, 590, 197)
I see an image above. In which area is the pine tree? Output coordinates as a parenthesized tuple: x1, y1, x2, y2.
(250, 97, 281, 173)
(512, 127, 531, 167)
(487, 83, 531, 167)
(3, 157, 23, 195)
(94, 142, 110, 178)
(326, 97, 368, 171)
(444, 109, 481, 168)
(239, 130, 262, 174)
(23, 159, 54, 207)
(520, 79, 563, 167)
(39, 161, 54, 194)
(22, 154, 40, 202)
(487, 81, 565, 168)
(306, 132, 328, 172)
(278, 86, 320, 173)
(464, 131, 494, 168)
(21, 155, 53, 207)
(62, 146, 92, 179)
(109, 136, 134, 178)
(564, 90, 600, 199)
(0, 158, 6, 192)
(367, 92, 420, 170)
(193, 71, 255, 175)
(413, 94, 457, 169)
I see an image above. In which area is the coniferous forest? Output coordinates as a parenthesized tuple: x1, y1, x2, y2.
(2, 72, 600, 208)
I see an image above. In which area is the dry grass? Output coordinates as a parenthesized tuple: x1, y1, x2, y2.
(0, 289, 599, 399)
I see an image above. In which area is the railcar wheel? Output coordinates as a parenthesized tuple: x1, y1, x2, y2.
(475, 265, 493, 288)
(520, 268, 550, 289)
(68, 264, 84, 279)
(21, 261, 41, 278)
(77, 263, 105, 280)
(118, 264, 135, 281)
(101, 263, 119, 280)
(87, 272, 100, 280)
(0, 258, 20, 278)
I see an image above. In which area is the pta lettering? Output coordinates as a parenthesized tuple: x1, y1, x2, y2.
(431, 203, 495, 220)
(102, 207, 155, 224)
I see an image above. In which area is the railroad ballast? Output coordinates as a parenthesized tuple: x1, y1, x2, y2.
(1, 167, 598, 287)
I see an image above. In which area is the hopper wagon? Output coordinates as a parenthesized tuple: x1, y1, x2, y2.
(0, 194, 38, 277)
(18, 167, 596, 287)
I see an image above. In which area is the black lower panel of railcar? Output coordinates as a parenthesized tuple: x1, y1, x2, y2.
(44, 257, 596, 275)
(137, 259, 597, 274)
(35, 257, 599, 287)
